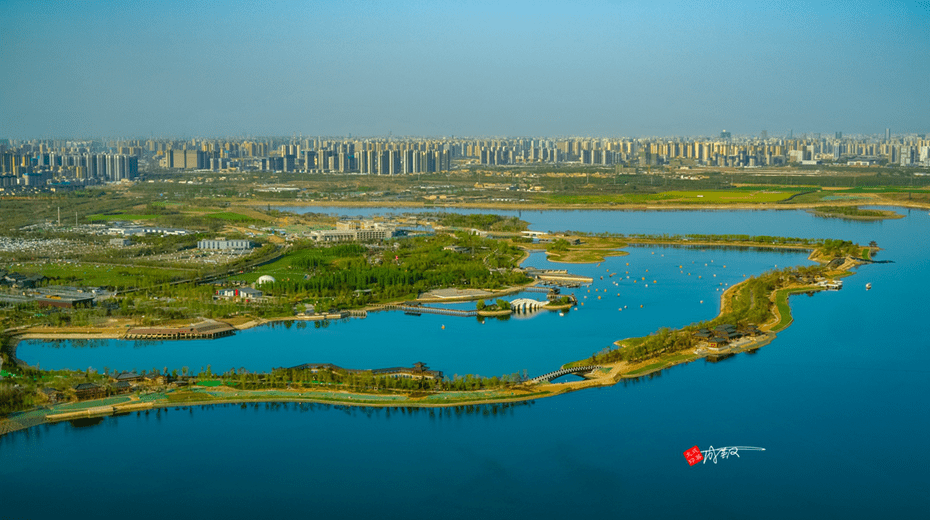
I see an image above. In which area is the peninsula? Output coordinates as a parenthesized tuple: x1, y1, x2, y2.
(0, 224, 874, 435)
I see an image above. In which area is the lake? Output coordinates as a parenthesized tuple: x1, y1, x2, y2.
(4, 206, 929, 519)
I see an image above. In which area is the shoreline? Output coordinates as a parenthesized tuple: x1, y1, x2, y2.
(242, 198, 930, 212)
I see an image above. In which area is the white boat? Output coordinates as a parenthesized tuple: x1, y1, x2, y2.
(866, 283, 872, 290)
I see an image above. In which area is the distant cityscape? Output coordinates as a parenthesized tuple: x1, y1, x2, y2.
(1, 130, 929, 193)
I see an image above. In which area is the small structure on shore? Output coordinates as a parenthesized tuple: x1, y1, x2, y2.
(73, 383, 106, 400)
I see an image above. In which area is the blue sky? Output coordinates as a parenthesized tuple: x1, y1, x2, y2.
(1, 0, 927, 138)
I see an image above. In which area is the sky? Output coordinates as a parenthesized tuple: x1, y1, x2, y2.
(1, 0, 928, 139)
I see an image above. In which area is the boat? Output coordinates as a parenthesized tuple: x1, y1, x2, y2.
(866, 283, 872, 290)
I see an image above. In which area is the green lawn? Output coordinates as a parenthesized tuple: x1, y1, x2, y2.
(772, 287, 815, 332)
(625, 353, 695, 376)
(662, 190, 797, 203)
(229, 247, 323, 283)
(12, 262, 192, 288)
(544, 189, 801, 205)
(205, 212, 256, 222)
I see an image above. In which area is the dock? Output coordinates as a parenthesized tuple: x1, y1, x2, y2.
(381, 303, 477, 317)
(125, 320, 236, 340)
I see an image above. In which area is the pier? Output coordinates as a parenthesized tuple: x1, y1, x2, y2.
(524, 268, 593, 287)
(125, 320, 235, 340)
(381, 303, 478, 317)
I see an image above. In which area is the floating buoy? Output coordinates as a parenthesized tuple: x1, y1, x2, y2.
(699, 276, 702, 279)
(680, 265, 683, 269)
(723, 265, 726, 268)
(598, 296, 601, 300)
(640, 304, 644, 308)
(645, 284, 648, 287)
(713, 274, 716, 277)
(652, 252, 655, 255)
(653, 280, 657, 283)
(700, 300, 703, 304)
(642, 277, 645, 280)
(441, 325, 445, 330)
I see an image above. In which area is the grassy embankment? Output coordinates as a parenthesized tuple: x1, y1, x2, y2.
(543, 236, 629, 263)
(811, 206, 903, 220)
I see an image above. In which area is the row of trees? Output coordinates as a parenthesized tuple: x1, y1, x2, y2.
(436, 213, 528, 232)
(476, 299, 511, 311)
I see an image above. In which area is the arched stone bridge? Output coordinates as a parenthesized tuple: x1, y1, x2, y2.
(510, 298, 547, 312)
(530, 365, 603, 383)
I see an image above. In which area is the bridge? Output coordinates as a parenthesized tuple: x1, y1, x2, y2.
(510, 298, 547, 312)
(380, 303, 477, 317)
(530, 365, 604, 383)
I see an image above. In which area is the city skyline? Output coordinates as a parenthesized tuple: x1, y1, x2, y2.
(2, 0, 928, 138)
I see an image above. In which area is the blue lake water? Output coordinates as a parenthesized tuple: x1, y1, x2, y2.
(4, 206, 929, 519)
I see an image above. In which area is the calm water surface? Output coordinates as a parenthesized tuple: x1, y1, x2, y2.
(4, 207, 929, 519)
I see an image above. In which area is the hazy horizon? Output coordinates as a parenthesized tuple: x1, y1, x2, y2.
(2, 0, 928, 139)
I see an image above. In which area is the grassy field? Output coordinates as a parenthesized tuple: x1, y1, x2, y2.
(544, 188, 801, 205)
(204, 211, 257, 222)
(625, 353, 696, 376)
(546, 249, 627, 263)
(11, 261, 193, 288)
(771, 287, 815, 332)
(545, 236, 630, 263)
(228, 247, 322, 284)
(661, 190, 797, 203)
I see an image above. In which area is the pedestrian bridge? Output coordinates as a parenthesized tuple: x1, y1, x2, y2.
(510, 298, 547, 312)
(530, 365, 603, 383)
